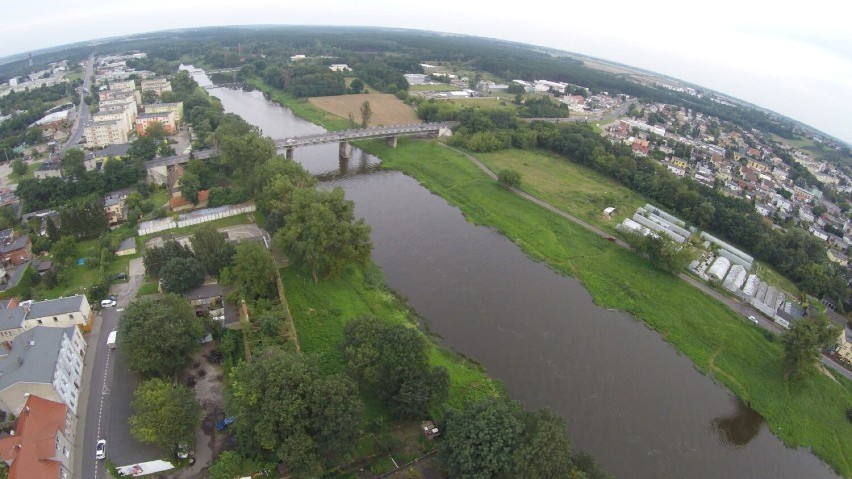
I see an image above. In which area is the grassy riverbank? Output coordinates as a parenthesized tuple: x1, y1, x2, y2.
(281, 265, 503, 421)
(246, 78, 351, 131)
(360, 138, 852, 477)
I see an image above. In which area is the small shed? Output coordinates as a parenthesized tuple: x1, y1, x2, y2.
(36, 260, 53, 276)
(603, 207, 616, 218)
(116, 237, 137, 256)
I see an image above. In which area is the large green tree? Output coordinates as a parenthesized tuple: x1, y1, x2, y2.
(512, 409, 576, 479)
(159, 257, 206, 293)
(143, 240, 195, 278)
(440, 398, 526, 479)
(781, 314, 838, 379)
(129, 378, 202, 455)
(61, 148, 86, 179)
(274, 187, 372, 282)
(226, 348, 362, 478)
(190, 224, 236, 276)
(180, 171, 201, 204)
(232, 241, 278, 301)
(118, 294, 205, 377)
(218, 133, 276, 186)
(341, 315, 449, 417)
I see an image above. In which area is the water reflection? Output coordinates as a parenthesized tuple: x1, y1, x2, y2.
(712, 397, 764, 447)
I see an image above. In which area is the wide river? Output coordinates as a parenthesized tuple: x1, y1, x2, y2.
(193, 69, 840, 478)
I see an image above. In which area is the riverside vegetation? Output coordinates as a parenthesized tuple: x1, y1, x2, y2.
(358, 137, 852, 477)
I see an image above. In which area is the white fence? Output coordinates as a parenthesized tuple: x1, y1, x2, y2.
(138, 203, 256, 236)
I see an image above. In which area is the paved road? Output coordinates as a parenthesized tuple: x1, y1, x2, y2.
(446, 143, 852, 381)
(61, 54, 94, 155)
(77, 258, 161, 479)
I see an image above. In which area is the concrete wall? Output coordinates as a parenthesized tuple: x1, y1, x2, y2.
(137, 204, 256, 236)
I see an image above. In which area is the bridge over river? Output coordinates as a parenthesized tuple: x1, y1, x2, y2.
(273, 122, 457, 159)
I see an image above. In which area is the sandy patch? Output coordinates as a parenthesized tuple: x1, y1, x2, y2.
(309, 93, 419, 127)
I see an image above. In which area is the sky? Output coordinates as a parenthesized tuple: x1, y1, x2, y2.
(3, 0, 852, 145)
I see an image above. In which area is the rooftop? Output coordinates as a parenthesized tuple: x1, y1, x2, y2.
(26, 296, 87, 320)
(0, 394, 67, 479)
(0, 327, 73, 391)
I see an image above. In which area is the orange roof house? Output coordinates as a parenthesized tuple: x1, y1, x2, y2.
(0, 395, 75, 479)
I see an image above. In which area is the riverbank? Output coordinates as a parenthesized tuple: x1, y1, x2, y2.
(360, 137, 852, 477)
(281, 265, 503, 421)
(246, 78, 352, 131)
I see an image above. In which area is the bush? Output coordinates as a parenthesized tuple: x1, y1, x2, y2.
(497, 168, 521, 188)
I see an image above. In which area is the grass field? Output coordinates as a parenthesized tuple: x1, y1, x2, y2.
(359, 138, 852, 477)
(475, 148, 645, 233)
(8, 161, 43, 184)
(309, 93, 419, 127)
(281, 266, 502, 421)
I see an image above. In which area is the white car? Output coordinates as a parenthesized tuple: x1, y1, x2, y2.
(748, 315, 758, 324)
(96, 439, 106, 460)
(101, 299, 116, 308)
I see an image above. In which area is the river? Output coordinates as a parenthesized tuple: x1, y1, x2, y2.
(191, 68, 840, 479)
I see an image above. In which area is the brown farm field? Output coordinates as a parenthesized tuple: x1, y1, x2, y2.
(309, 93, 419, 126)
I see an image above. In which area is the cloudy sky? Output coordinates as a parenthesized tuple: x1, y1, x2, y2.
(3, 0, 851, 144)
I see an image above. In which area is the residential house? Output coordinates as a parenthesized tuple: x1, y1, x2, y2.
(0, 394, 76, 479)
(140, 78, 172, 95)
(115, 237, 136, 256)
(329, 64, 351, 72)
(135, 111, 176, 136)
(0, 295, 92, 342)
(183, 283, 224, 310)
(84, 119, 128, 148)
(85, 143, 131, 171)
(0, 235, 31, 266)
(103, 195, 125, 225)
(34, 161, 62, 180)
(0, 325, 86, 415)
(143, 101, 183, 124)
(91, 110, 130, 134)
(109, 79, 136, 92)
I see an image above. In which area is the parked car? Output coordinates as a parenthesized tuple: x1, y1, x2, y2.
(96, 439, 106, 460)
(748, 315, 758, 324)
(112, 272, 127, 281)
(215, 416, 235, 431)
(101, 299, 116, 308)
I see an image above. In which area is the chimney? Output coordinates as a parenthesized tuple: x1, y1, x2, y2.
(7, 298, 19, 309)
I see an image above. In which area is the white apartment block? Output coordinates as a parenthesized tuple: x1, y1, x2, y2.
(85, 119, 128, 148)
(0, 326, 87, 415)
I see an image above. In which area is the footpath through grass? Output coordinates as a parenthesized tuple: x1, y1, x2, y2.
(281, 266, 502, 422)
(476, 148, 645, 233)
(360, 138, 852, 477)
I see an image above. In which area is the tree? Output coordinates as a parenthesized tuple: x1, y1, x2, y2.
(128, 135, 158, 161)
(497, 168, 521, 188)
(61, 148, 86, 179)
(232, 241, 278, 300)
(158, 142, 176, 157)
(129, 378, 202, 455)
(512, 409, 576, 479)
(159, 257, 206, 293)
(440, 398, 526, 479)
(781, 314, 838, 379)
(274, 187, 372, 283)
(144, 121, 168, 141)
(51, 236, 77, 266)
(11, 158, 26, 177)
(117, 294, 205, 377)
(209, 451, 273, 479)
(143, 240, 195, 278)
(341, 316, 449, 417)
(142, 89, 159, 104)
(359, 100, 372, 128)
(349, 78, 364, 94)
(190, 224, 236, 276)
(180, 171, 201, 204)
(226, 348, 362, 478)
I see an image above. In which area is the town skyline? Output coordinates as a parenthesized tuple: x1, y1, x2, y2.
(1, 1, 851, 145)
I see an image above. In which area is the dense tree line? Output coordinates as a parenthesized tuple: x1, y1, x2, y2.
(261, 63, 347, 97)
(440, 398, 611, 479)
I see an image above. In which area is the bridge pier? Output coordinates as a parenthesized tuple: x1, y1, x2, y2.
(339, 141, 351, 160)
(285, 146, 294, 160)
(386, 135, 398, 148)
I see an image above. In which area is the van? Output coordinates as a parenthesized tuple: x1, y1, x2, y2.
(107, 331, 117, 349)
